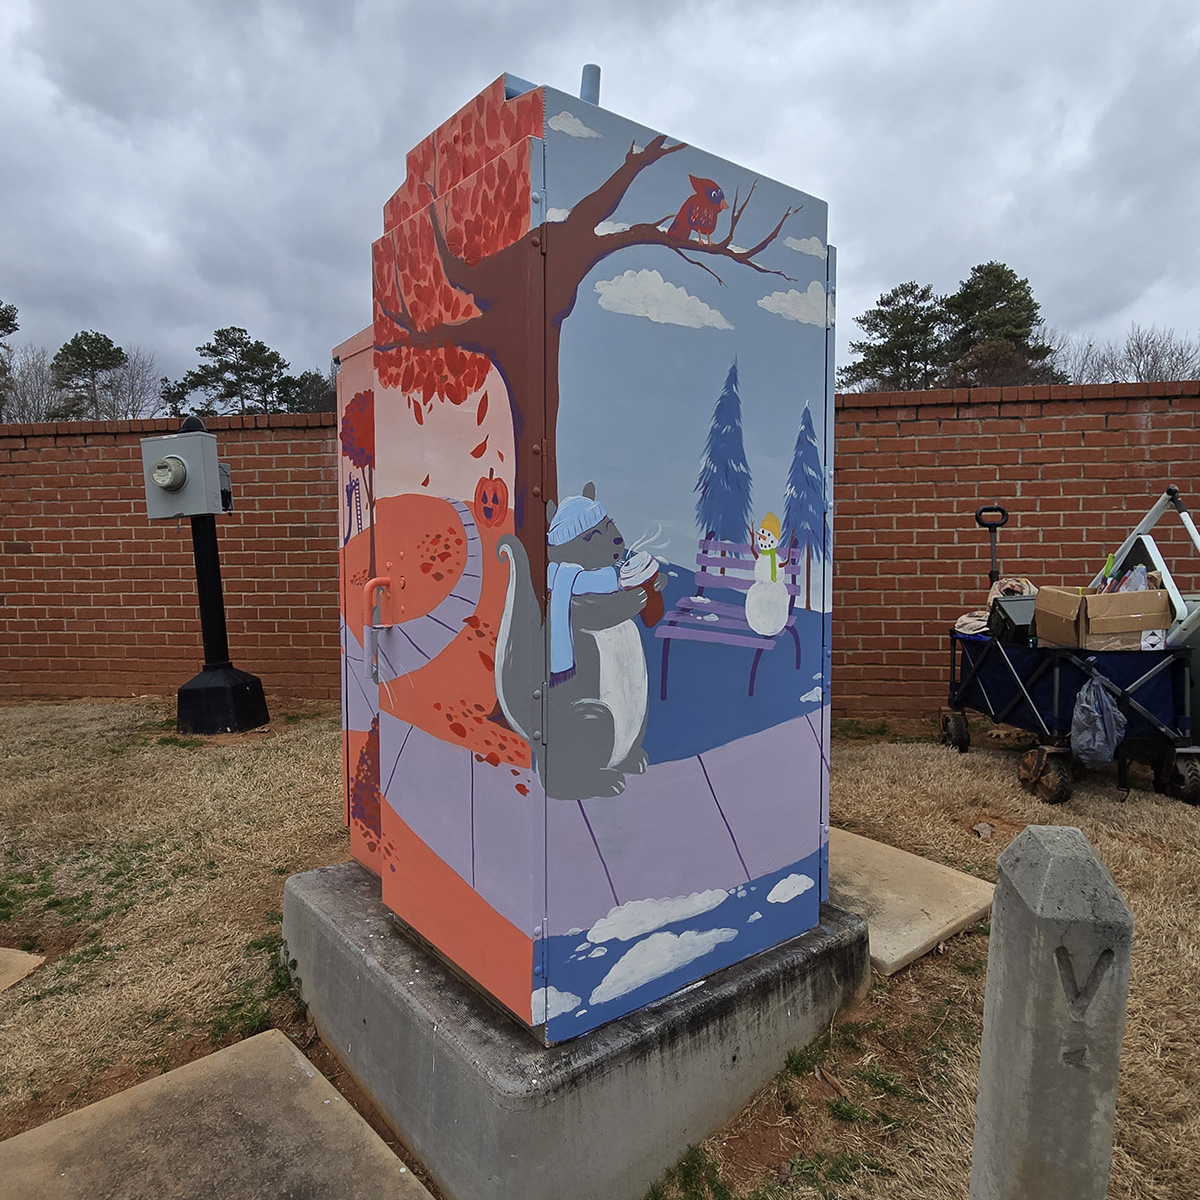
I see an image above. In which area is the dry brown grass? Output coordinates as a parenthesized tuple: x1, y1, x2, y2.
(650, 723, 1200, 1200)
(2, 704, 1197, 1199)
(0, 698, 348, 1135)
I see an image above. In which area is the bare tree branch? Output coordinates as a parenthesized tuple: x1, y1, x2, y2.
(672, 248, 728, 286)
(564, 134, 688, 237)
(590, 209, 799, 283)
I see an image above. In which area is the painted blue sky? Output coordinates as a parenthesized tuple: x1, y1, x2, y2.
(544, 87, 831, 557)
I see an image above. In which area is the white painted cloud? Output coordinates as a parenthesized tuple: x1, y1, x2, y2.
(747, 911, 763, 924)
(594, 219, 631, 235)
(590, 928, 738, 1005)
(801, 686, 822, 702)
(548, 110, 601, 139)
(596, 269, 733, 330)
(757, 281, 830, 327)
(588, 947, 607, 958)
(546, 207, 571, 223)
(767, 874, 816, 904)
(786, 235, 828, 259)
(531, 985, 582, 1023)
(588, 888, 729, 943)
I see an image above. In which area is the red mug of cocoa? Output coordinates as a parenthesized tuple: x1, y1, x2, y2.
(620, 552, 663, 627)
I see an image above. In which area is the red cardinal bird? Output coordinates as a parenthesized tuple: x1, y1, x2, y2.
(667, 175, 730, 244)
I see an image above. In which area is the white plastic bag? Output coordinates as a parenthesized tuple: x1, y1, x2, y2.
(1116, 564, 1149, 593)
(1070, 678, 1127, 768)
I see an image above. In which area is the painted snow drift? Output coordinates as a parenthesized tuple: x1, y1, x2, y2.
(335, 74, 834, 1043)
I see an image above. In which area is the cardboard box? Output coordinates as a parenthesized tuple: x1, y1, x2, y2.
(1033, 586, 1093, 648)
(1082, 588, 1171, 650)
(1032, 585, 1171, 650)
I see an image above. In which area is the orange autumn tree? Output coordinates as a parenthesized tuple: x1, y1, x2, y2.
(373, 77, 799, 603)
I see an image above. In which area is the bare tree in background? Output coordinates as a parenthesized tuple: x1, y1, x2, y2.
(109, 346, 163, 419)
(1051, 323, 1200, 383)
(3, 342, 163, 422)
(1101, 324, 1200, 382)
(4, 345, 62, 423)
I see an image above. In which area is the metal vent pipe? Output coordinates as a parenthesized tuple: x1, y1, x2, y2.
(580, 63, 601, 105)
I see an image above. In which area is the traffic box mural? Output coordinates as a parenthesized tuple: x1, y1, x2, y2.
(335, 73, 835, 1043)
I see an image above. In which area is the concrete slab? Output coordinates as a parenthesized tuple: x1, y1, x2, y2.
(283, 861, 869, 1200)
(0, 1029, 432, 1200)
(827, 827, 994, 975)
(0, 947, 45, 993)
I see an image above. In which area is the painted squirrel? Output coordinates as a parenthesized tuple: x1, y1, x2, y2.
(495, 483, 664, 800)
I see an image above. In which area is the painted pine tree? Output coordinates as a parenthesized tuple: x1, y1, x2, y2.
(694, 361, 753, 546)
(782, 404, 826, 608)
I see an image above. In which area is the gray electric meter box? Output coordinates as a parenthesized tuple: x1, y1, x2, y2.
(140, 431, 224, 520)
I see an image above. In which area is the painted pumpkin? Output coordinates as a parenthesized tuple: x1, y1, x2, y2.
(475, 470, 508, 527)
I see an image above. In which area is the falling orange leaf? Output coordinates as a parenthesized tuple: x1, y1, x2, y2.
(421, 474, 430, 487)
(476, 391, 489, 425)
(470, 436, 488, 458)
(497, 451, 504, 462)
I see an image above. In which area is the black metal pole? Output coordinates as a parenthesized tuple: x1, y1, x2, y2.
(172, 414, 268, 735)
(189, 513, 233, 671)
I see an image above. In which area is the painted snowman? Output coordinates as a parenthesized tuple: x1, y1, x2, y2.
(745, 512, 790, 637)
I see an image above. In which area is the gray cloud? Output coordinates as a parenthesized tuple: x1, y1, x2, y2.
(2, 0, 1198, 385)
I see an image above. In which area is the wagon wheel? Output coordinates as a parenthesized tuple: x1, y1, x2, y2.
(1169, 757, 1200, 806)
(1019, 747, 1073, 805)
(941, 711, 970, 754)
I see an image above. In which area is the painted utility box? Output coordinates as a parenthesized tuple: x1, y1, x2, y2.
(335, 74, 834, 1043)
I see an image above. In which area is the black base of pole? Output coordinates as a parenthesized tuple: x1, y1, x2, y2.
(177, 665, 270, 735)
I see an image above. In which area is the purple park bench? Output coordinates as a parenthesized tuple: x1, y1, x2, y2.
(656, 533, 804, 700)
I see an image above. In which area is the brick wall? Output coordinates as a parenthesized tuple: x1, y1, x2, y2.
(6, 383, 1199, 716)
(833, 381, 1200, 718)
(1, 414, 340, 704)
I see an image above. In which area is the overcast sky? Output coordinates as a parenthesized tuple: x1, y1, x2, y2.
(2, 0, 1198, 383)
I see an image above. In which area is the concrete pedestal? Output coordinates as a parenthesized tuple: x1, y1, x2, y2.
(283, 862, 869, 1200)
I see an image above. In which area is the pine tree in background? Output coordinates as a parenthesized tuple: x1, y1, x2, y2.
(183, 326, 291, 414)
(0, 300, 18, 418)
(782, 404, 826, 609)
(942, 261, 1064, 386)
(50, 330, 128, 420)
(838, 281, 945, 391)
(694, 360, 753, 543)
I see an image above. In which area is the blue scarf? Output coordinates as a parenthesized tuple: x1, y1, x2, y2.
(546, 561, 620, 685)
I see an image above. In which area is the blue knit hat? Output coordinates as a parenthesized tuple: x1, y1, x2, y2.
(548, 494, 607, 545)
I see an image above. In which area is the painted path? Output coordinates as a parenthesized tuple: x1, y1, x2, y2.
(375, 498, 482, 682)
(377, 705, 829, 942)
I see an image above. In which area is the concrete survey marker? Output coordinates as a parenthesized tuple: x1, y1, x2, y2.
(969, 826, 1133, 1200)
(284, 861, 869, 1200)
(0, 1029, 430, 1200)
(827, 827, 995, 974)
(0, 947, 45, 993)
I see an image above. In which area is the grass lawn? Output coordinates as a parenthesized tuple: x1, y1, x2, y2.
(1, 703, 1197, 1198)
(0, 699, 347, 1139)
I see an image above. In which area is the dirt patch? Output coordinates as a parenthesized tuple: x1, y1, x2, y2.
(647, 734, 1200, 1200)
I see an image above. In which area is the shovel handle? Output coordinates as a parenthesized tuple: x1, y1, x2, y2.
(975, 504, 1009, 529)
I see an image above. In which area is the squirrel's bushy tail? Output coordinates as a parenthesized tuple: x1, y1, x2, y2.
(495, 536, 543, 744)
